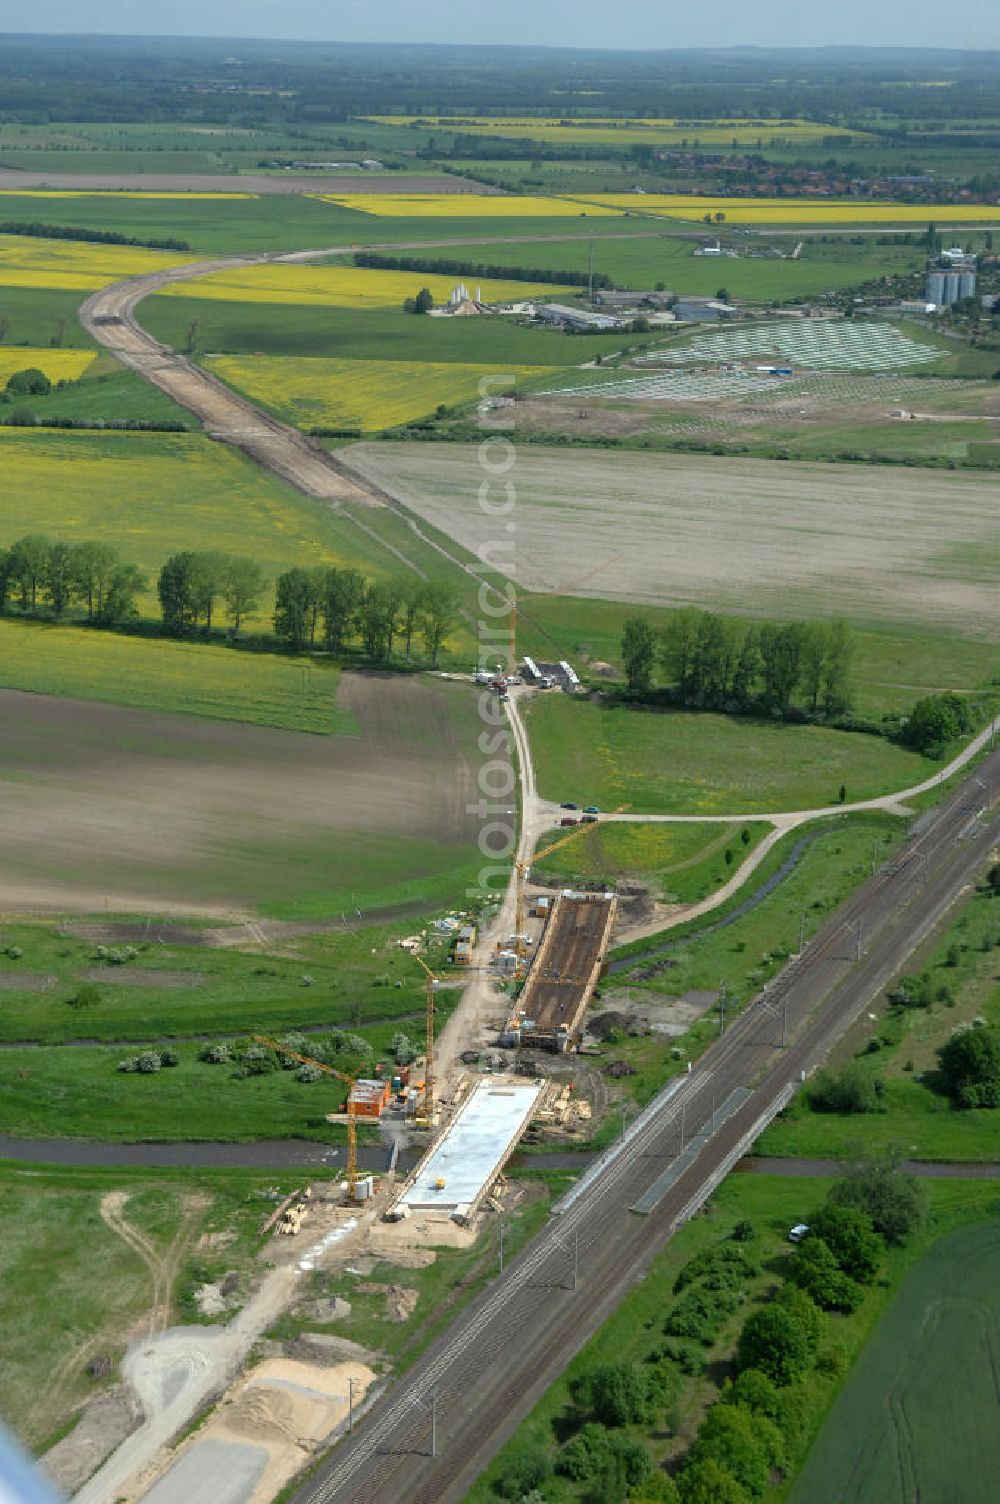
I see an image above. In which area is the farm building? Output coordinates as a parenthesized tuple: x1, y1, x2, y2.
(536, 303, 621, 331)
(674, 296, 740, 322)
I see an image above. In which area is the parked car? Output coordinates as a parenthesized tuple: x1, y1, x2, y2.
(560, 801, 580, 810)
(788, 1223, 810, 1244)
(583, 805, 601, 814)
(559, 816, 579, 827)
(582, 814, 598, 824)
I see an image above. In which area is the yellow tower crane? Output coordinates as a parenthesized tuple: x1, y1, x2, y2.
(513, 823, 592, 970)
(253, 1035, 361, 1200)
(411, 954, 440, 1121)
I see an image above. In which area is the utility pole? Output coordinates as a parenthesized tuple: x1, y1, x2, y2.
(718, 981, 727, 1036)
(680, 1101, 686, 1153)
(498, 1217, 505, 1273)
(871, 840, 880, 877)
(620, 1101, 628, 1140)
(571, 1231, 579, 1292)
(588, 240, 594, 303)
(780, 994, 788, 1048)
(430, 1391, 437, 1458)
(348, 1376, 355, 1433)
(855, 919, 863, 962)
(798, 911, 806, 953)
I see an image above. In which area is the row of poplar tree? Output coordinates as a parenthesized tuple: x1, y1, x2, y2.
(621, 609, 855, 719)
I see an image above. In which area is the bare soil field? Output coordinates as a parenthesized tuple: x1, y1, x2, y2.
(0, 170, 491, 195)
(346, 441, 1000, 637)
(0, 673, 491, 917)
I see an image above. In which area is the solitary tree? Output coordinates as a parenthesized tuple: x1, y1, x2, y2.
(622, 615, 656, 692)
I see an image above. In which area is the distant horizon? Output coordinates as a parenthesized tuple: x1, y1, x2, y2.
(0, 0, 996, 54)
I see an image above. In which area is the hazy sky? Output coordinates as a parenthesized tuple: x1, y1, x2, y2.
(2, 0, 996, 51)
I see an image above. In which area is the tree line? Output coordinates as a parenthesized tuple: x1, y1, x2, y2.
(272, 565, 459, 667)
(0, 535, 145, 624)
(355, 249, 612, 290)
(0, 220, 191, 252)
(1, 539, 462, 667)
(621, 609, 855, 720)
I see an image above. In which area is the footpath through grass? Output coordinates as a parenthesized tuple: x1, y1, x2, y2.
(525, 695, 935, 815)
(0, 1162, 292, 1451)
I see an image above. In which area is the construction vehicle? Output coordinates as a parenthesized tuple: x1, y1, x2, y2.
(253, 1035, 362, 1202)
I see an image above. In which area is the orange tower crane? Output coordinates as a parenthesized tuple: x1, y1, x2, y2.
(253, 1035, 361, 1200)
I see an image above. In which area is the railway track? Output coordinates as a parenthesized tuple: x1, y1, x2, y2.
(287, 752, 1000, 1503)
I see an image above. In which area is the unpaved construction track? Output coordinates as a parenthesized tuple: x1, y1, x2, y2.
(79, 259, 374, 504)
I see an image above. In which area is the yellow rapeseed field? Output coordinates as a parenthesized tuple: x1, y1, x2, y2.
(0, 347, 96, 384)
(0, 233, 195, 291)
(0, 190, 256, 200)
(561, 193, 1000, 225)
(206, 354, 559, 431)
(162, 262, 563, 307)
(369, 116, 869, 145)
(311, 191, 622, 217)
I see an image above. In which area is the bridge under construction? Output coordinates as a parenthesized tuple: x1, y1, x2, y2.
(508, 890, 617, 1051)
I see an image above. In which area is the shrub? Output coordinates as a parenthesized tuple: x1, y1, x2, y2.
(788, 1236, 864, 1313)
(830, 1156, 926, 1245)
(573, 1361, 656, 1425)
(237, 1044, 275, 1077)
(726, 1368, 780, 1419)
(297, 1063, 323, 1083)
(677, 1456, 750, 1504)
(689, 1402, 783, 1495)
(67, 984, 102, 1009)
(737, 1295, 820, 1385)
(494, 1445, 551, 1499)
(116, 1056, 140, 1073)
(5, 946, 23, 960)
(809, 1061, 882, 1114)
(158, 1049, 180, 1068)
(136, 1050, 161, 1074)
(199, 1042, 232, 1064)
(936, 1023, 1000, 1108)
(810, 1204, 882, 1282)
(6, 367, 51, 397)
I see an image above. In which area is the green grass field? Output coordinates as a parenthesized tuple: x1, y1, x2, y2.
(518, 600, 1000, 721)
(0, 620, 348, 732)
(0, 427, 401, 617)
(381, 233, 925, 303)
(1, 352, 192, 425)
(531, 819, 767, 903)
(140, 293, 647, 363)
(789, 1219, 1000, 1504)
(0, 1162, 300, 1449)
(0, 917, 445, 1046)
(526, 696, 934, 815)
